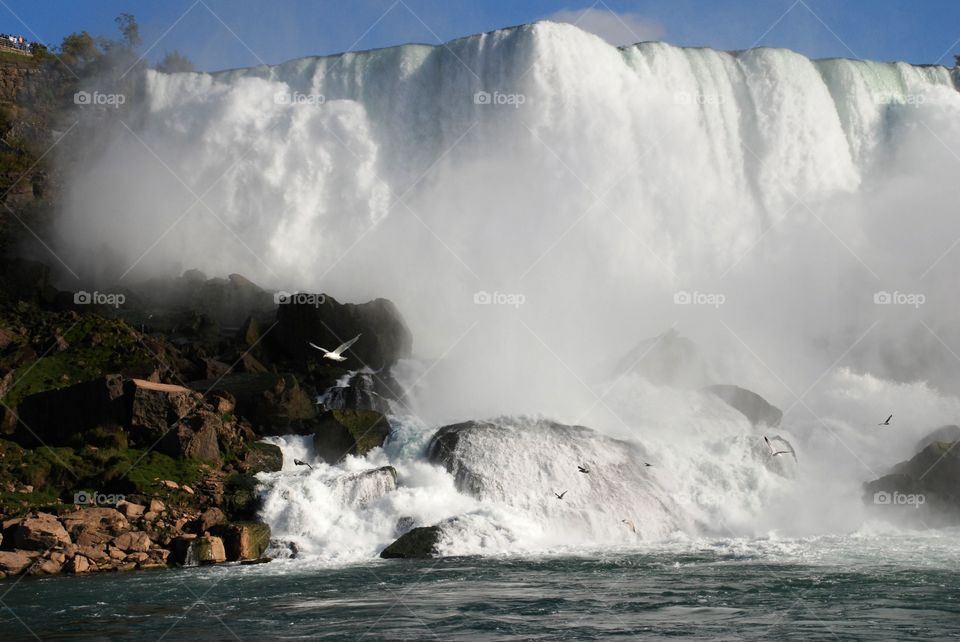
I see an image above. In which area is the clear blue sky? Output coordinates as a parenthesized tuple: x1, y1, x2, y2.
(2, 0, 959, 71)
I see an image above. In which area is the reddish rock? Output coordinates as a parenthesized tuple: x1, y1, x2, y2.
(28, 558, 62, 575)
(0, 551, 33, 575)
(161, 411, 222, 462)
(149, 499, 165, 513)
(117, 501, 145, 518)
(127, 378, 201, 445)
(194, 508, 226, 533)
(61, 507, 129, 537)
(13, 512, 71, 550)
(112, 531, 151, 553)
(66, 555, 91, 574)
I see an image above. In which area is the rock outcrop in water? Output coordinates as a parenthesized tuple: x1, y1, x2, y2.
(380, 525, 441, 559)
(864, 438, 960, 525)
(313, 409, 391, 464)
(704, 384, 783, 428)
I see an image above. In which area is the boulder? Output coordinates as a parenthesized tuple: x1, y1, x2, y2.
(127, 379, 202, 445)
(15, 375, 127, 446)
(222, 474, 261, 521)
(60, 508, 129, 539)
(194, 508, 227, 533)
(313, 409, 390, 464)
(65, 554, 91, 574)
(159, 411, 222, 462)
(864, 440, 960, 524)
(190, 373, 315, 435)
(28, 557, 63, 575)
(193, 535, 227, 565)
(237, 442, 283, 474)
(112, 531, 152, 553)
(210, 522, 271, 561)
(0, 550, 33, 575)
(327, 466, 398, 507)
(317, 371, 398, 414)
(704, 384, 782, 428)
(916, 425, 960, 452)
(613, 329, 713, 388)
(380, 526, 442, 559)
(116, 501, 145, 519)
(13, 512, 71, 550)
(274, 295, 412, 369)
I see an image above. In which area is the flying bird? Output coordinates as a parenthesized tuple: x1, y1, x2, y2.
(554, 491, 567, 500)
(621, 519, 637, 534)
(644, 462, 654, 467)
(294, 459, 314, 470)
(309, 334, 361, 362)
(764, 436, 791, 457)
(878, 414, 893, 426)
(578, 465, 590, 474)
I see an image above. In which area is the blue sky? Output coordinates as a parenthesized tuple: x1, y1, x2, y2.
(3, 0, 959, 71)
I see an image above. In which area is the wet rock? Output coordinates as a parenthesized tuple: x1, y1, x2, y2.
(704, 384, 782, 428)
(65, 554, 91, 574)
(238, 442, 283, 474)
(210, 522, 271, 561)
(313, 409, 390, 464)
(915, 425, 960, 452)
(380, 526, 441, 559)
(274, 294, 412, 369)
(193, 535, 227, 564)
(864, 440, 960, 524)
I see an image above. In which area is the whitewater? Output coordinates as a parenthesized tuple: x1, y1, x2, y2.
(56, 22, 960, 562)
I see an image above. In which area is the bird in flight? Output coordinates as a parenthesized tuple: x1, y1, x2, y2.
(621, 519, 637, 534)
(294, 459, 314, 470)
(764, 436, 791, 457)
(878, 414, 893, 426)
(644, 462, 654, 467)
(578, 465, 590, 474)
(554, 491, 567, 500)
(309, 334, 361, 362)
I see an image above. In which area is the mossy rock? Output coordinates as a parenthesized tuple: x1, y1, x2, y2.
(222, 473, 261, 521)
(313, 409, 390, 464)
(238, 442, 283, 474)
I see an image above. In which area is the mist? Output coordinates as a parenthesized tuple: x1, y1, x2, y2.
(51, 21, 960, 539)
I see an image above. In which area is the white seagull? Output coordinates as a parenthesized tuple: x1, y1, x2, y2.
(309, 334, 361, 362)
(763, 435, 795, 459)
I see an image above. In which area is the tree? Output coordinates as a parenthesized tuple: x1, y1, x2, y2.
(29, 42, 49, 61)
(114, 13, 141, 50)
(156, 50, 194, 73)
(59, 31, 101, 66)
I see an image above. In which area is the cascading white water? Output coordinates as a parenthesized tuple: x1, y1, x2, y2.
(57, 21, 960, 559)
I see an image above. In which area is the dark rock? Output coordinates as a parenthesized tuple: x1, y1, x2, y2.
(238, 442, 283, 474)
(126, 379, 201, 446)
(705, 384, 783, 428)
(16, 375, 127, 446)
(191, 373, 315, 435)
(916, 425, 960, 452)
(864, 441, 960, 524)
(380, 526, 441, 559)
(159, 410, 222, 462)
(313, 409, 390, 464)
(318, 371, 397, 414)
(222, 474, 261, 521)
(614, 329, 712, 388)
(274, 295, 412, 369)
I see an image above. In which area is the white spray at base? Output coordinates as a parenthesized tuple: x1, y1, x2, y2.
(55, 22, 960, 559)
